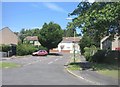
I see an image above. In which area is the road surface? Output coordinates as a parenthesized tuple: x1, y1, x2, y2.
(2, 53, 93, 85)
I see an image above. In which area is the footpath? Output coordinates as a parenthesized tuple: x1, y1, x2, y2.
(65, 55, 118, 85)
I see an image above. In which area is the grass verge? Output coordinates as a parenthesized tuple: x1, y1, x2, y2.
(67, 63, 81, 71)
(67, 54, 82, 71)
(67, 55, 119, 79)
(0, 62, 21, 68)
(92, 63, 119, 79)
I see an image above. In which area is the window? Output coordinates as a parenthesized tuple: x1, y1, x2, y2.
(30, 41, 33, 44)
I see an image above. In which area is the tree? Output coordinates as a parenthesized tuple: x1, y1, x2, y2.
(38, 22, 63, 53)
(79, 33, 96, 54)
(19, 28, 27, 43)
(69, 2, 120, 48)
(65, 22, 78, 37)
(19, 28, 41, 43)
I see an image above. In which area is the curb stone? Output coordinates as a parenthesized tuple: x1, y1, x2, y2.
(64, 59, 103, 85)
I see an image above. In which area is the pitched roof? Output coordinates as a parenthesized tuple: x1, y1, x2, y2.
(0, 27, 18, 38)
(101, 36, 110, 43)
(0, 27, 19, 45)
(24, 36, 38, 41)
(62, 37, 82, 43)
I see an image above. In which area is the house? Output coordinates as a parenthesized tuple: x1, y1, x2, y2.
(24, 36, 41, 46)
(50, 37, 82, 53)
(0, 27, 19, 45)
(100, 35, 120, 50)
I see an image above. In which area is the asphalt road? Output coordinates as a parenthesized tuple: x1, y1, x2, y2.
(2, 53, 93, 85)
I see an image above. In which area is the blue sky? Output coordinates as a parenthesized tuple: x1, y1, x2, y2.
(2, 2, 82, 33)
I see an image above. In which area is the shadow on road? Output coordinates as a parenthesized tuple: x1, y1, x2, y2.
(48, 53, 63, 56)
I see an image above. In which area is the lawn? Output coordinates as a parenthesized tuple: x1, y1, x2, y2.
(0, 62, 20, 68)
(67, 56, 119, 79)
(97, 70, 118, 79)
(92, 63, 119, 79)
(67, 63, 81, 71)
(67, 54, 82, 71)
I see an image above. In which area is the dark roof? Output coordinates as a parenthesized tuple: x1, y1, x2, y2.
(62, 37, 81, 43)
(24, 36, 38, 41)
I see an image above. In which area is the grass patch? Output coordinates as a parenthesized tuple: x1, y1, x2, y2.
(67, 63, 80, 71)
(67, 55, 82, 71)
(97, 70, 119, 79)
(0, 62, 21, 68)
(92, 63, 119, 79)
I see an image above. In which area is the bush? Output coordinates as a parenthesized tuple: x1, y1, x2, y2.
(84, 47, 91, 61)
(16, 44, 37, 56)
(38, 46, 47, 50)
(84, 45, 98, 62)
(92, 50, 106, 63)
(92, 50, 119, 64)
(0, 44, 11, 52)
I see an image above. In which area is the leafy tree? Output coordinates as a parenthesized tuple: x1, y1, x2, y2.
(79, 33, 96, 54)
(69, 2, 120, 49)
(19, 28, 41, 43)
(63, 29, 67, 37)
(65, 22, 78, 37)
(38, 22, 63, 53)
(19, 28, 27, 43)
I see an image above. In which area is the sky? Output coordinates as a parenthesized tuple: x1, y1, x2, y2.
(2, 2, 82, 34)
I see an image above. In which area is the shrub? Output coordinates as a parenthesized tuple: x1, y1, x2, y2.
(92, 50, 106, 63)
(84, 45, 98, 62)
(84, 47, 91, 61)
(16, 44, 37, 56)
(92, 50, 119, 64)
(0, 44, 11, 52)
(38, 46, 47, 50)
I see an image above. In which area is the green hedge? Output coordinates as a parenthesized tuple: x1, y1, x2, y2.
(92, 50, 119, 64)
(16, 44, 37, 56)
(37, 46, 47, 51)
(0, 44, 11, 52)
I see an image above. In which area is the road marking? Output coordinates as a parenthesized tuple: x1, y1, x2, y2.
(54, 59, 58, 61)
(23, 60, 41, 66)
(48, 61, 53, 64)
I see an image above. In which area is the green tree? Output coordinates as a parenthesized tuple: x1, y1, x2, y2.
(19, 28, 27, 43)
(69, 2, 120, 49)
(38, 22, 63, 53)
(79, 33, 95, 54)
(65, 22, 78, 37)
(19, 28, 41, 43)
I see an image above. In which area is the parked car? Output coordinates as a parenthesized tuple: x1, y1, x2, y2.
(32, 50, 48, 56)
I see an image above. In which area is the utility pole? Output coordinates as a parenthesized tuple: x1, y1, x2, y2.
(66, 17, 76, 63)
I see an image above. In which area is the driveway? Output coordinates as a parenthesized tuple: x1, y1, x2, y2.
(2, 53, 93, 85)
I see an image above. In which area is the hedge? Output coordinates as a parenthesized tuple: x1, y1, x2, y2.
(0, 44, 11, 52)
(92, 50, 119, 64)
(16, 44, 37, 56)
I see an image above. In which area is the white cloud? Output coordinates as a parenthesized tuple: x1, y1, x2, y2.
(43, 2, 67, 13)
